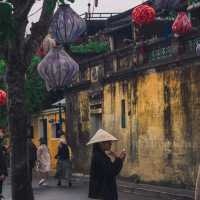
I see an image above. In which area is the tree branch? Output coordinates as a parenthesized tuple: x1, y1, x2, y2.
(13, 0, 35, 21)
(24, 0, 57, 67)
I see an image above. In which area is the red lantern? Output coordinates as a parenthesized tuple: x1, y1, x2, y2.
(172, 12, 192, 35)
(132, 5, 156, 25)
(0, 90, 7, 106)
(35, 47, 46, 57)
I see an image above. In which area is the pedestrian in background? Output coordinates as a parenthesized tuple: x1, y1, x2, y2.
(37, 138, 51, 186)
(0, 135, 7, 200)
(55, 135, 72, 187)
(195, 165, 200, 200)
(87, 129, 126, 200)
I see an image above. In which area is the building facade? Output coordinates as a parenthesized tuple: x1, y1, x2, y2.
(65, 2, 200, 186)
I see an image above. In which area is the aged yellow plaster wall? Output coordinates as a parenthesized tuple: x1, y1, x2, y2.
(68, 91, 91, 172)
(103, 64, 200, 185)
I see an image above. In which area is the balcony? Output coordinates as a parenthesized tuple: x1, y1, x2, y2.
(70, 30, 200, 87)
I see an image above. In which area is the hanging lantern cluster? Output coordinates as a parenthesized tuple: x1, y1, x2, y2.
(37, 47, 79, 91)
(49, 4, 86, 44)
(172, 12, 192, 35)
(132, 5, 156, 25)
(37, 4, 85, 91)
(153, 0, 182, 11)
(0, 90, 7, 106)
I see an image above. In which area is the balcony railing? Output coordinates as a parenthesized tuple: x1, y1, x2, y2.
(76, 31, 200, 84)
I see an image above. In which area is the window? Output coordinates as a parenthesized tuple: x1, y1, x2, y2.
(121, 99, 126, 128)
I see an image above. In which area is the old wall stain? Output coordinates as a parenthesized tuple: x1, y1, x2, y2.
(68, 61, 200, 186)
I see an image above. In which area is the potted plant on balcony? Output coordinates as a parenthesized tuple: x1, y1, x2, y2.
(70, 40, 110, 56)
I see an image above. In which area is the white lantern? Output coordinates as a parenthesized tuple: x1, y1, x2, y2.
(37, 46, 79, 91)
(49, 4, 86, 44)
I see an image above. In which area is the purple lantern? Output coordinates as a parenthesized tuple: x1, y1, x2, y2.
(49, 4, 86, 44)
(37, 47, 79, 91)
(196, 43, 200, 56)
(154, 0, 181, 10)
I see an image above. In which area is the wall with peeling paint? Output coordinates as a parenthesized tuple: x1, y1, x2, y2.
(66, 92, 91, 173)
(103, 64, 200, 186)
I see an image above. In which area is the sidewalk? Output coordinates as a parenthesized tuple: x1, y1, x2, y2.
(73, 173, 195, 200)
(3, 172, 195, 200)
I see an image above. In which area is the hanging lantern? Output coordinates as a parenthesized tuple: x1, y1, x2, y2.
(154, 0, 182, 11)
(42, 34, 56, 54)
(0, 90, 7, 106)
(49, 4, 86, 44)
(172, 12, 192, 35)
(37, 47, 79, 91)
(132, 5, 156, 25)
(196, 43, 200, 56)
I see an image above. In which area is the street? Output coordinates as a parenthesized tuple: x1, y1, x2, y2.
(3, 177, 165, 200)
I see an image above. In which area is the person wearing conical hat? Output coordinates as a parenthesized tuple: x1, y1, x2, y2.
(87, 129, 126, 200)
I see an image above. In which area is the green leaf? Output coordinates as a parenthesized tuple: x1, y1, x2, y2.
(0, 59, 6, 75)
(70, 41, 109, 54)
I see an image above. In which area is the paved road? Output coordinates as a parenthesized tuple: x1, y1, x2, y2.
(2, 178, 167, 200)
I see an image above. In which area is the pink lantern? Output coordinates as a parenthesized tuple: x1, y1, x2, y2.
(172, 12, 192, 35)
(42, 34, 56, 55)
(0, 90, 7, 106)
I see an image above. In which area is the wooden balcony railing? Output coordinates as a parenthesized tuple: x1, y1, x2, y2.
(76, 31, 200, 84)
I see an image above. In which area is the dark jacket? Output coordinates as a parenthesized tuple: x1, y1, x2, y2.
(88, 146, 123, 200)
(56, 144, 70, 161)
(0, 146, 7, 177)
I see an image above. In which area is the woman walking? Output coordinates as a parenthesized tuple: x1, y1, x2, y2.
(55, 136, 72, 187)
(87, 129, 126, 200)
(37, 138, 51, 186)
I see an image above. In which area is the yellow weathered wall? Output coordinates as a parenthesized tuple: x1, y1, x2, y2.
(32, 111, 66, 170)
(103, 65, 200, 186)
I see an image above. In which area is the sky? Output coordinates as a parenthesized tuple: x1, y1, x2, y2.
(27, 0, 143, 33)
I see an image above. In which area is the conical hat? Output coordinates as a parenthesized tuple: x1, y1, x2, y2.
(86, 129, 118, 146)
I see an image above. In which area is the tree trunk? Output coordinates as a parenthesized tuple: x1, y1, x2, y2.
(6, 51, 33, 200)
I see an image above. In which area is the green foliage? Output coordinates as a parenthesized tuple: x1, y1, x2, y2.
(25, 56, 46, 115)
(0, 106, 7, 128)
(70, 41, 110, 54)
(0, 59, 6, 75)
(0, 1, 15, 43)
